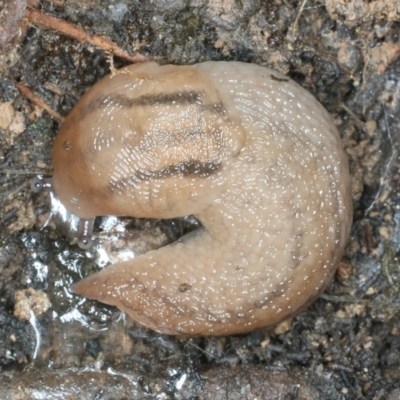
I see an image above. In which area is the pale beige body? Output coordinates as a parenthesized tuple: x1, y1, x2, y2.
(52, 61, 352, 336)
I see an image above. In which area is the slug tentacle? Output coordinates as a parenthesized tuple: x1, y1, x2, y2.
(50, 61, 352, 336)
(77, 218, 95, 249)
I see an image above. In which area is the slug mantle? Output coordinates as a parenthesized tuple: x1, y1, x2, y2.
(46, 61, 352, 336)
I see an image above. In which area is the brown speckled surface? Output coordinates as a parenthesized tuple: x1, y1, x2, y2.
(54, 60, 352, 336)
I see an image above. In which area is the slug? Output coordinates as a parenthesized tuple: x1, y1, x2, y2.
(39, 61, 353, 336)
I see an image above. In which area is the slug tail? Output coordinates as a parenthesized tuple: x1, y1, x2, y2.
(71, 255, 185, 335)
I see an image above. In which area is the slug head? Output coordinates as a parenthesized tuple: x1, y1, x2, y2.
(52, 63, 246, 220)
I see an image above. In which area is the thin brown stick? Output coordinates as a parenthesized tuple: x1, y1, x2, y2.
(0, 169, 49, 175)
(286, 0, 308, 42)
(338, 101, 366, 130)
(15, 82, 65, 122)
(26, 7, 149, 63)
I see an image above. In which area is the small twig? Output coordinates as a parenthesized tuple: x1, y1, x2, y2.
(338, 101, 366, 130)
(0, 169, 49, 175)
(320, 294, 369, 304)
(293, 0, 308, 28)
(287, 0, 308, 42)
(15, 82, 65, 122)
(26, 7, 149, 63)
(42, 81, 66, 96)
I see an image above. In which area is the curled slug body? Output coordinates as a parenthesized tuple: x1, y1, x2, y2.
(51, 61, 352, 336)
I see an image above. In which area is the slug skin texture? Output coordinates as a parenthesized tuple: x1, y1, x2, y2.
(52, 61, 352, 336)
